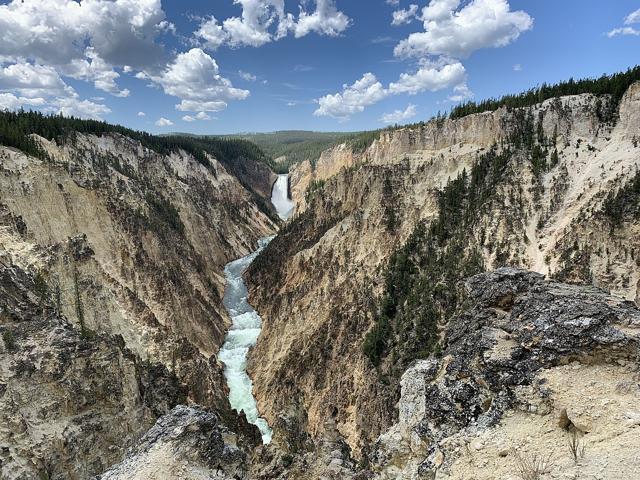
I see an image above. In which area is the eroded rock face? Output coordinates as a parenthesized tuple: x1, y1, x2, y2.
(0, 132, 277, 404)
(0, 263, 185, 479)
(248, 163, 415, 455)
(373, 268, 640, 478)
(0, 132, 276, 362)
(619, 81, 640, 138)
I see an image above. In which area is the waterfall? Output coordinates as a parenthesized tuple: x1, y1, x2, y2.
(271, 174, 294, 220)
(218, 174, 294, 444)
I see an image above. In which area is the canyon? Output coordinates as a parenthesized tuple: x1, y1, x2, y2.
(0, 80, 639, 479)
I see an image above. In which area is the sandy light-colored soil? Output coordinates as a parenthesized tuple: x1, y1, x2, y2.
(445, 363, 640, 480)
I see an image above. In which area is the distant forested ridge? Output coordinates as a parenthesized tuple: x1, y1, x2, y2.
(339, 67, 640, 158)
(209, 131, 355, 173)
(450, 66, 640, 120)
(0, 110, 276, 169)
(0, 110, 279, 220)
(3, 65, 637, 179)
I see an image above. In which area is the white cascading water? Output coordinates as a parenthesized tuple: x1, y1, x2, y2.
(271, 174, 295, 221)
(218, 174, 294, 444)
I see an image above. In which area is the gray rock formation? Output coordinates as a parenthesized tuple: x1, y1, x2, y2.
(373, 268, 640, 478)
(99, 405, 257, 480)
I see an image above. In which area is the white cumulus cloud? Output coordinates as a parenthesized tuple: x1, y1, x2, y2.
(0, 0, 176, 115)
(53, 96, 112, 119)
(314, 73, 387, 120)
(0, 0, 167, 69)
(0, 93, 46, 110)
(608, 8, 640, 37)
(221, 0, 287, 48)
(196, 16, 229, 50)
(194, 0, 350, 50)
(392, 5, 419, 26)
(626, 8, 640, 25)
(64, 47, 130, 97)
(394, 0, 533, 59)
(0, 59, 111, 119)
(448, 83, 473, 102)
(155, 117, 173, 127)
(0, 0, 251, 118)
(316, 60, 468, 120)
(381, 104, 417, 124)
(149, 48, 250, 113)
(0, 62, 70, 98)
(608, 27, 640, 37)
(294, 0, 351, 38)
(388, 60, 466, 95)
(183, 111, 212, 122)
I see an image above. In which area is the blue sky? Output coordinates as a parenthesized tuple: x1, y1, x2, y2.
(0, 0, 638, 134)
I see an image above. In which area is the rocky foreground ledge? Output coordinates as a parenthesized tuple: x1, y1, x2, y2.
(373, 268, 640, 479)
(99, 405, 258, 480)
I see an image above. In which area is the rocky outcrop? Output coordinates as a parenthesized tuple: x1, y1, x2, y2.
(373, 268, 640, 478)
(249, 416, 359, 480)
(100, 405, 258, 480)
(289, 144, 358, 213)
(618, 81, 640, 138)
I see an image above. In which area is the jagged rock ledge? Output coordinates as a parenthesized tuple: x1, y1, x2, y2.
(373, 268, 640, 479)
(99, 405, 259, 480)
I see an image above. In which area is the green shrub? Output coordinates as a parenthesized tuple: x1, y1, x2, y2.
(602, 168, 640, 230)
(145, 193, 185, 234)
(304, 179, 326, 204)
(2, 329, 17, 352)
(281, 454, 294, 468)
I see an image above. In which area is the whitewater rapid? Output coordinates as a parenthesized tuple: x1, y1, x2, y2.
(218, 174, 294, 444)
(218, 236, 274, 443)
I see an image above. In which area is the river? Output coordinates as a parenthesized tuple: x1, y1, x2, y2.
(218, 174, 293, 444)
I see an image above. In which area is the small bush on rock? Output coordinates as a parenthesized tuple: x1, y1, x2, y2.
(512, 449, 553, 480)
(567, 430, 586, 464)
(2, 329, 17, 352)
